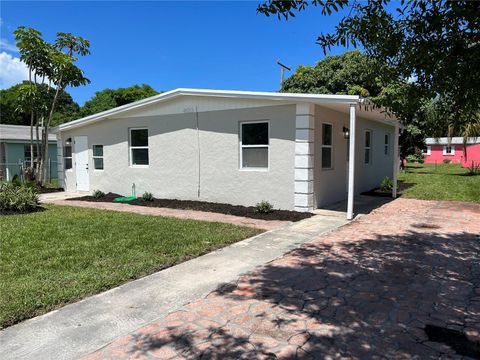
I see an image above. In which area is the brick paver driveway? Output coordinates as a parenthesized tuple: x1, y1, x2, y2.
(85, 199, 480, 359)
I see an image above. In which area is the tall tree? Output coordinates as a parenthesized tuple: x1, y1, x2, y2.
(258, 0, 480, 134)
(13, 27, 90, 185)
(81, 84, 159, 117)
(0, 82, 79, 126)
(281, 50, 389, 97)
(13, 27, 51, 170)
(281, 50, 431, 159)
(39, 32, 90, 185)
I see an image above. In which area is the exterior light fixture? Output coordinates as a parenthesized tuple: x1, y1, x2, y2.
(343, 126, 350, 139)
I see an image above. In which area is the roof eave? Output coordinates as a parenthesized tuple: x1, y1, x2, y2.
(54, 88, 360, 133)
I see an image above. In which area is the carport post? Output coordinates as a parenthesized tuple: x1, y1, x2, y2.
(347, 103, 356, 220)
(392, 124, 400, 198)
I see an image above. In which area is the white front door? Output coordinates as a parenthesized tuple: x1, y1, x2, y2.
(74, 136, 90, 191)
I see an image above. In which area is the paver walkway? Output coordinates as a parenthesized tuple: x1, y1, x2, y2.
(0, 206, 348, 360)
(84, 199, 480, 359)
(40, 194, 290, 230)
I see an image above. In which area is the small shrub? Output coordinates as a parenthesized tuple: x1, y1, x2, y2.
(11, 175, 22, 186)
(467, 162, 480, 176)
(405, 154, 417, 163)
(254, 200, 274, 214)
(142, 191, 154, 202)
(0, 183, 39, 214)
(380, 176, 393, 191)
(443, 159, 451, 164)
(406, 153, 424, 163)
(92, 190, 105, 199)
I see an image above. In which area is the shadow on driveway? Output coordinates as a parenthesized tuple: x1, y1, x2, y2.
(86, 199, 480, 360)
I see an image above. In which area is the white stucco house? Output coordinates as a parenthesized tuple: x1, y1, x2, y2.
(52, 88, 400, 219)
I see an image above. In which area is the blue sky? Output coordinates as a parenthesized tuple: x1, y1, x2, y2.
(1, 1, 351, 105)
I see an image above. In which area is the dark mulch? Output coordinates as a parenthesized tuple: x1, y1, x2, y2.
(36, 186, 64, 194)
(361, 189, 393, 198)
(361, 181, 415, 198)
(67, 193, 313, 222)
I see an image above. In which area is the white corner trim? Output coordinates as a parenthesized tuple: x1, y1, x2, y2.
(294, 103, 315, 212)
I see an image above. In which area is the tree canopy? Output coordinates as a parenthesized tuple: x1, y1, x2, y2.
(0, 82, 80, 126)
(281, 50, 389, 97)
(258, 0, 480, 135)
(81, 84, 159, 117)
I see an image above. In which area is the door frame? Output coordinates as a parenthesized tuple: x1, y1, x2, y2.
(74, 136, 90, 192)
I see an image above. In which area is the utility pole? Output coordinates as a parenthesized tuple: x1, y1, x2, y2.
(277, 60, 291, 88)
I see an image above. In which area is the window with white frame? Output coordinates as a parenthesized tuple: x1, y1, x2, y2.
(384, 134, 390, 155)
(364, 130, 372, 164)
(424, 146, 431, 155)
(129, 129, 149, 166)
(92, 145, 104, 170)
(24, 145, 38, 166)
(443, 145, 455, 155)
(64, 138, 72, 170)
(240, 122, 269, 169)
(321, 123, 333, 169)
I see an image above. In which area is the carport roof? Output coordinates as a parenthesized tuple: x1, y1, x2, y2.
(53, 88, 398, 132)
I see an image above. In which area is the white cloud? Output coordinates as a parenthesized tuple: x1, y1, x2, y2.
(0, 38, 18, 52)
(0, 51, 29, 89)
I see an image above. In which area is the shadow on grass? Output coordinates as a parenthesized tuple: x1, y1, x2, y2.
(0, 206, 46, 216)
(108, 227, 480, 359)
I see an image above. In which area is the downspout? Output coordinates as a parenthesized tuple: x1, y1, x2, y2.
(195, 106, 201, 198)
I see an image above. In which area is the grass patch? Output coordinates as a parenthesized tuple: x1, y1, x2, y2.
(398, 163, 480, 202)
(0, 205, 261, 328)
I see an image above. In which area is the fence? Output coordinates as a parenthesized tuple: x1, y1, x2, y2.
(0, 159, 58, 183)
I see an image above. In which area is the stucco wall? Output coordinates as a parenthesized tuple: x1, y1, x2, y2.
(313, 105, 394, 207)
(354, 117, 395, 194)
(60, 104, 296, 210)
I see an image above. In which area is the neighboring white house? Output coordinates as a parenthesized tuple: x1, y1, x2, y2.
(52, 88, 400, 219)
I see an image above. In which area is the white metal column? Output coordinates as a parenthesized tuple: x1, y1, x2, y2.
(347, 103, 356, 220)
(392, 124, 400, 198)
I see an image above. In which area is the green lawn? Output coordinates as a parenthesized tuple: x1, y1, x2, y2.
(0, 205, 261, 328)
(398, 163, 480, 202)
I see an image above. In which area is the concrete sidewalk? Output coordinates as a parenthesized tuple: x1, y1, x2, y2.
(0, 212, 348, 360)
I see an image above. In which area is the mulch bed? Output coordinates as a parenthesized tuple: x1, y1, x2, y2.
(36, 187, 64, 194)
(67, 193, 314, 222)
(361, 181, 415, 198)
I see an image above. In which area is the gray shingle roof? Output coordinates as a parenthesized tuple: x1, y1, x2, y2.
(0, 124, 57, 142)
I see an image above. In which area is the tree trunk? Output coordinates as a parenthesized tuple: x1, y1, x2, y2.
(28, 68, 34, 181)
(29, 111, 34, 172)
(41, 84, 62, 186)
(35, 118, 41, 182)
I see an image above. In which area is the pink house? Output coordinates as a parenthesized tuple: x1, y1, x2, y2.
(424, 137, 480, 167)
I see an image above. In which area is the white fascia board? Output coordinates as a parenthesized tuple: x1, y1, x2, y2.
(425, 137, 478, 145)
(53, 88, 360, 132)
(177, 88, 359, 103)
